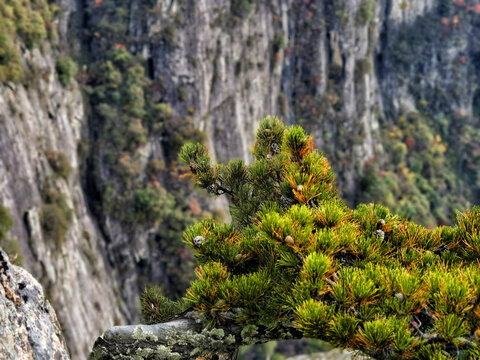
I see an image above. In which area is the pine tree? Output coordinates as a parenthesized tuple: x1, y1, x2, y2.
(143, 116, 480, 359)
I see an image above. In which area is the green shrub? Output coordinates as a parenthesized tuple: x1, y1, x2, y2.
(46, 151, 72, 179)
(357, 110, 469, 226)
(147, 158, 166, 175)
(162, 25, 178, 47)
(0, 236, 23, 266)
(438, 0, 452, 16)
(23, 11, 47, 48)
(177, 86, 187, 101)
(56, 56, 78, 86)
(126, 118, 148, 144)
(356, 0, 377, 25)
(333, 1, 349, 27)
(272, 32, 286, 53)
(354, 57, 372, 83)
(108, 47, 132, 65)
(40, 186, 72, 247)
(0, 206, 23, 265)
(140, 285, 188, 324)
(93, 18, 128, 41)
(391, 142, 407, 164)
(0, 33, 23, 82)
(0, 206, 13, 232)
(231, 0, 256, 19)
(154, 103, 173, 119)
(0, 0, 53, 82)
(41, 203, 71, 247)
(133, 187, 173, 224)
(164, 115, 204, 159)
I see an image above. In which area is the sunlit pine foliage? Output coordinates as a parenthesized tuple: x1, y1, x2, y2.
(146, 117, 480, 359)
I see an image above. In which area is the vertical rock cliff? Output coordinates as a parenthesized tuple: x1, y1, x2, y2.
(0, 0, 126, 357)
(0, 0, 479, 358)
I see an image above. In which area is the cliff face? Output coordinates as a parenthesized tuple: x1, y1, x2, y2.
(0, 0, 126, 357)
(140, 0, 383, 196)
(0, 0, 479, 358)
(142, 0, 285, 163)
(0, 44, 124, 360)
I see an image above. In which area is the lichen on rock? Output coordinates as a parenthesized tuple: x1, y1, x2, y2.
(0, 248, 70, 359)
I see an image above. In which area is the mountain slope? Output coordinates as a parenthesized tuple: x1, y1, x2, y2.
(0, 0, 479, 358)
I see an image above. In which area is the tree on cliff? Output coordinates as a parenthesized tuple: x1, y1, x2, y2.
(92, 117, 480, 359)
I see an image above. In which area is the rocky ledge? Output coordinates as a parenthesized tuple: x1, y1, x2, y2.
(89, 313, 240, 360)
(0, 248, 69, 359)
(89, 316, 365, 360)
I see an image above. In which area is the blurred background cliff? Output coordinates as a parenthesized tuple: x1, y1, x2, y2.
(0, 0, 479, 358)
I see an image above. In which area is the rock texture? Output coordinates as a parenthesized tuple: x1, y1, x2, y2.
(89, 314, 238, 360)
(89, 311, 303, 360)
(0, 248, 70, 359)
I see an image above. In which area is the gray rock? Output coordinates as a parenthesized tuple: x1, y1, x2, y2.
(1, 1, 479, 359)
(89, 316, 238, 360)
(0, 248, 70, 359)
